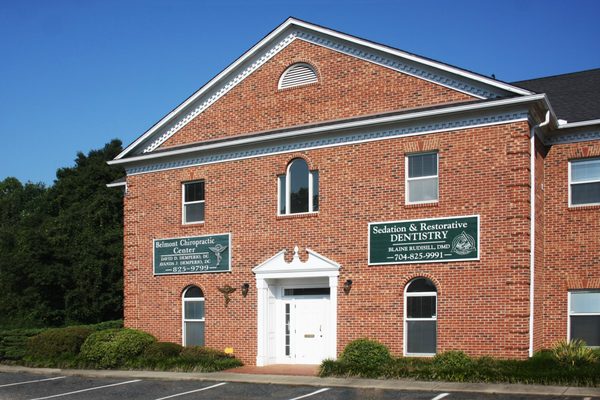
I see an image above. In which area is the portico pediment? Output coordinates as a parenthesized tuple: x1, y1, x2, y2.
(252, 246, 340, 279)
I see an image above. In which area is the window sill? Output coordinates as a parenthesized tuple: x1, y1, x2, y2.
(404, 353, 435, 358)
(404, 201, 439, 209)
(182, 221, 205, 227)
(276, 212, 319, 220)
(568, 204, 600, 211)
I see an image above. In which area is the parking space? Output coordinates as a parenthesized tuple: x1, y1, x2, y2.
(0, 371, 596, 400)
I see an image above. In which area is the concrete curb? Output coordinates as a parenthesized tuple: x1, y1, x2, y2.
(1, 364, 600, 397)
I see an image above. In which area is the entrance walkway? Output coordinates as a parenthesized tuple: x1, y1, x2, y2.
(225, 364, 319, 376)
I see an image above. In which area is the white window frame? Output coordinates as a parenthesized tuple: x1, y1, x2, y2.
(569, 158, 600, 207)
(182, 286, 205, 347)
(405, 152, 439, 205)
(277, 160, 318, 216)
(403, 279, 437, 357)
(567, 290, 600, 347)
(182, 181, 205, 224)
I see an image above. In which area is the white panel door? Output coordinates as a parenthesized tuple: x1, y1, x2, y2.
(292, 297, 328, 364)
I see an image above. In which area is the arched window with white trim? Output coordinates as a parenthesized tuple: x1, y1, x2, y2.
(182, 286, 205, 346)
(277, 158, 319, 215)
(404, 277, 437, 355)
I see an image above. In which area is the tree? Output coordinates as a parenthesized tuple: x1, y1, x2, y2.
(0, 139, 125, 328)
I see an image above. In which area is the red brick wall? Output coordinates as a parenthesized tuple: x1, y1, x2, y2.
(158, 39, 474, 149)
(541, 141, 600, 349)
(124, 120, 533, 363)
(533, 137, 547, 352)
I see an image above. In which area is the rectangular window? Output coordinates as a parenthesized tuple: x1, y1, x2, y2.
(569, 291, 600, 346)
(406, 152, 438, 204)
(182, 181, 205, 224)
(570, 158, 600, 206)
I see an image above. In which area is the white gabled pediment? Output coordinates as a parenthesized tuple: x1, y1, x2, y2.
(253, 246, 340, 279)
(114, 17, 533, 161)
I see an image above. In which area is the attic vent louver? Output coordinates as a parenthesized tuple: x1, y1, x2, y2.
(278, 63, 318, 89)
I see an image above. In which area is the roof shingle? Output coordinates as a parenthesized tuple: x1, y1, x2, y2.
(512, 68, 600, 123)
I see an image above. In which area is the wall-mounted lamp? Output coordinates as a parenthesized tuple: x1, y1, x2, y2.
(241, 283, 250, 297)
(343, 279, 353, 294)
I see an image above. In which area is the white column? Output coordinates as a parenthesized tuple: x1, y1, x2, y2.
(328, 275, 339, 360)
(255, 277, 268, 366)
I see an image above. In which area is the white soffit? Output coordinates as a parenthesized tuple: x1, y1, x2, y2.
(114, 18, 533, 160)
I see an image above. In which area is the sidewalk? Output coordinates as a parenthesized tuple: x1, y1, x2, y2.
(1, 364, 599, 398)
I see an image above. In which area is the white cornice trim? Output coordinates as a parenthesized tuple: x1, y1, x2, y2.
(114, 17, 533, 161)
(290, 18, 533, 97)
(557, 119, 600, 129)
(106, 181, 126, 188)
(108, 94, 547, 166)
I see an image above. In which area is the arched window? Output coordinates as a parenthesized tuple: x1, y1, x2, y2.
(182, 286, 205, 346)
(278, 63, 318, 90)
(404, 277, 437, 355)
(278, 158, 319, 215)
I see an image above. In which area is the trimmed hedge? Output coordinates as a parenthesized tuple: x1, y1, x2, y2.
(320, 341, 600, 386)
(26, 326, 93, 360)
(142, 342, 183, 359)
(0, 328, 45, 361)
(80, 328, 156, 368)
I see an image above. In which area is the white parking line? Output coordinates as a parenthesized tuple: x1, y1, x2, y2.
(431, 393, 450, 400)
(153, 382, 227, 400)
(288, 388, 330, 400)
(27, 379, 141, 400)
(0, 376, 66, 388)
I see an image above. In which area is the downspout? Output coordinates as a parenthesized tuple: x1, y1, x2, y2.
(529, 110, 550, 357)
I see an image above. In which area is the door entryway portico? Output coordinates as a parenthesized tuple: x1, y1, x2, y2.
(253, 246, 340, 366)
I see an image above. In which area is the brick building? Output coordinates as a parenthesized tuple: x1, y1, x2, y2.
(108, 18, 600, 365)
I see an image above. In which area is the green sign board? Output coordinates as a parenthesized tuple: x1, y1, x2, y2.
(369, 215, 479, 265)
(153, 234, 231, 275)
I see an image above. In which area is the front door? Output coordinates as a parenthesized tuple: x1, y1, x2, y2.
(282, 288, 329, 364)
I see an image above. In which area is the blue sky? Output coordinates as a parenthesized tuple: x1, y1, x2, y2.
(2, 0, 599, 185)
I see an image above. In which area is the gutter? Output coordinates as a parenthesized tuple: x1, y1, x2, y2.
(109, 94, 549, 166)
(529, 110, 550, 357)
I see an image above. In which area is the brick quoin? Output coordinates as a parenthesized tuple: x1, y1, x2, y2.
(116, 20, 600, 365)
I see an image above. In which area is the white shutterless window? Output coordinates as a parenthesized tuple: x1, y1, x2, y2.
(406, 152, 438, 204)
(569, 158, 600, 206)
(568, 291, 600, 347)
(182, 286, 205, 346)
(182, 181, 205, 224)
(404, 277, 437, 356)
(278, 158, 319, 215)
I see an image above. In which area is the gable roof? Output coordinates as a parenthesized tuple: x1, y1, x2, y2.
(114, 17, 533, 161)
(512, 68, 600, 123)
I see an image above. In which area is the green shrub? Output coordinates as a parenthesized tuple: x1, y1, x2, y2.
(339, 338, 392, 378)
(25, 326, 93, 360)
(142, 342, 183, 359)
(552, 339, 598, 367)
(0, 328, 45, 361)
(79, 328, 156, 368)
(431, 351, 475, 381)
(180, 346, 231, 360)
(319, 358, 347, 377)
(89, 320, 123, 331)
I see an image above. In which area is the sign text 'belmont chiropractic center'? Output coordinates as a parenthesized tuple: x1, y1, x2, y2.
(154, 234, 231, 275)
(369, 216, 479, 265)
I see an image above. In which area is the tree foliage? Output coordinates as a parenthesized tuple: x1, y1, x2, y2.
(0, 139, 125, 328)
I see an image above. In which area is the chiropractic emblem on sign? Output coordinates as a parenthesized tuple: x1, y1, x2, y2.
(209, 243, 227, 266)
(451, 231, 477, 255)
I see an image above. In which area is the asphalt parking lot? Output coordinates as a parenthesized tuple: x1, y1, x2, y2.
(0, 371, 596, 400)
